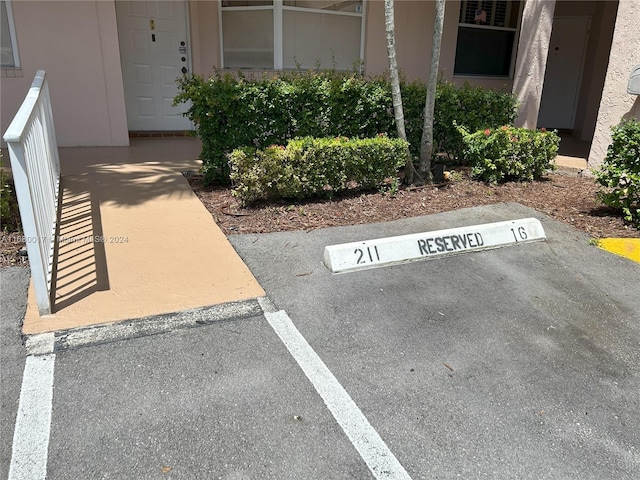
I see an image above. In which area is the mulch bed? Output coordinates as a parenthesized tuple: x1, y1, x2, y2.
(2, 168, 637, 268)
(188, 168, 638, 240)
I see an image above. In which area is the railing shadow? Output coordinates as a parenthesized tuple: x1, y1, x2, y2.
(49, 175, 109, 312)
(44, 138, 202, 312)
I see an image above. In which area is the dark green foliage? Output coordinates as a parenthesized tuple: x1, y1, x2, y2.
(0, 167, 10, 227)
(174, 70, 517, 183)
(229, 136, 408, 205)
(1, 154, 20, 232)
(458, 126, 559, 183)
(431, 82, 518, 162)
(175, 70, 393, 183)
(595, 119, 640, 227)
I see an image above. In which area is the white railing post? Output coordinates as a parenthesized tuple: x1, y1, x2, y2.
(3, 70, 61, 316)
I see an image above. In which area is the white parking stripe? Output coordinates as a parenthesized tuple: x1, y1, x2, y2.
(9, 354, 55, 480)
(264, 309, 412, 480)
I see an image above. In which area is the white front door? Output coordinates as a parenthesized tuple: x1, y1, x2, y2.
(537, 16, 590, 130)
(116, 1, 192, 131)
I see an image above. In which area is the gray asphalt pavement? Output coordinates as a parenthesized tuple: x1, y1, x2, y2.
(229, 202, 640, 479)
(1, 267, 29, 480)
(2, 202, 639, 479)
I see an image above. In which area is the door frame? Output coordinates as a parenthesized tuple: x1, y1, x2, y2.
(538, 15, 591, 131)
(116, 0, 193, 132)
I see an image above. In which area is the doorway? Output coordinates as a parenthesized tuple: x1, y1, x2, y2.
(116, 1, 192, 131)
(537, 16, 591, 130)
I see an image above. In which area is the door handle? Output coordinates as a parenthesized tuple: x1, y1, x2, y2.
(181, 66, 188, 74)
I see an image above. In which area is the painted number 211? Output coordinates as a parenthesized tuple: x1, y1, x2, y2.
(354, 245, 381, 265)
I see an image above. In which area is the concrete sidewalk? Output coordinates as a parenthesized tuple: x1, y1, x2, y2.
(23, 138, 264, 335)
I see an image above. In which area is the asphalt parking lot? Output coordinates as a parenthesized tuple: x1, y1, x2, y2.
(2, 202, 639, 479)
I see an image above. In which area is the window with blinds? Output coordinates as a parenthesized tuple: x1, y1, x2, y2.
(454, 1, 522, 77)
(459, 1, 517, 28)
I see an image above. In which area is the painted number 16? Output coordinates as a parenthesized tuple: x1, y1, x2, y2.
(354, 245, 381, 265)
(510, 226, 528, 242)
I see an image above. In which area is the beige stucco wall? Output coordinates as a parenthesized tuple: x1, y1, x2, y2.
(365, 0, 434, 80)
(189, 0, 220, 76)
(588, 0, 639, 169)
(189, 0, 501, 87)
(1, 1, 129, 147)
(364, 0, 512, 91)
(192, 1, 463, 83)
(363, 0, 461, 82)
(1, 0, 563, 146)
(512, 0, 556, 128)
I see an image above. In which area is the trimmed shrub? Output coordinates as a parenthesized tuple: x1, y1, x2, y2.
(386, 80, 517, 163)
(433, 82, 518, 162)
(174, 71, 517, 183)
(458, 126, 559, 183)
(229, 136, 408, 205)
(175, 70, 393, 183)
(595, 119, 640, 227)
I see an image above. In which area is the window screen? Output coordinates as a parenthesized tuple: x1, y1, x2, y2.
(455, 1, 521, 77)
(1, 0, 18, 68)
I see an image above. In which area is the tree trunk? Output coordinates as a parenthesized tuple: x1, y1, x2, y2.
(384, 0, 413, 184)
(418, 0, 446, 182)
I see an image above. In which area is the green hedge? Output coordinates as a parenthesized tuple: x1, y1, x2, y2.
(1, 153, 20, 232)
(174, 70, 517, 183)
(595, 119, 640, 227)
(229, 136, 408, 205)
(0, 165, 11, 229)
(459, 126, 559, 183)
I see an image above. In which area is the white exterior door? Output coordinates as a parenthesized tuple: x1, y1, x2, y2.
(537, 16, 590, 130)
(116, 1, 192, 131)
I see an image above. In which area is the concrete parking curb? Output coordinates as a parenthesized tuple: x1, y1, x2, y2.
(24, 298, 265, 355)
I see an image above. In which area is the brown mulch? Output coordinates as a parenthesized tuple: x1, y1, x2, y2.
(1, 232, 29, 268)
(189, 167, 639, 240)
(2, 168, 637, 268)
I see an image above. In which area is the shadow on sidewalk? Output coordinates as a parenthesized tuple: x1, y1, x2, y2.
(51, 175, 109, 313)
(48, 138, 204, 312)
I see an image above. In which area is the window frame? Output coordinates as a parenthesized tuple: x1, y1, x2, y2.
(453, 0, 523, 79)
(218, 0, 366, 71)
(1, 0, 20, 68)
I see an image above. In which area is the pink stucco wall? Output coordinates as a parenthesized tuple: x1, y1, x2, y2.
(512, 0, 556, 128)
(588, 0, 640, 169)
(1, 1, 129, 146)
(4, 0, 628, 155)
(1, 0, 522, 147)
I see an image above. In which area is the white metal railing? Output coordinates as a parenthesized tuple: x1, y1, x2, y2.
(3, 70, 61, 315)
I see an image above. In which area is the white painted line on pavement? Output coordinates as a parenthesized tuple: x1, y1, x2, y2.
(263, 308, 412, 480)
(9, 353, 55, 480)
